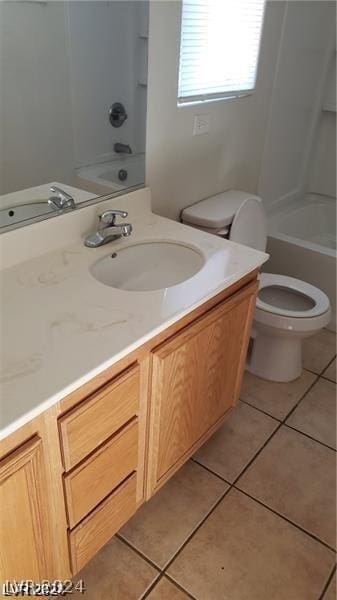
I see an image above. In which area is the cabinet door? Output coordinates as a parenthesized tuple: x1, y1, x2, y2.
(0, 436, 51, 581)
(148, 281, 257, 490)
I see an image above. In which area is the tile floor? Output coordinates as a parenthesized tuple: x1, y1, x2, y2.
(76, 329, 336, 600)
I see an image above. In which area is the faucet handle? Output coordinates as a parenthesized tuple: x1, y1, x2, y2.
(100, 209, 128, 225)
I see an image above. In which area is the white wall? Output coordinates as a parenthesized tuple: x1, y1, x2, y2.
(0, 2, 74, 194)
(258, 1, 336, 208)
(145, 0, 286, 220)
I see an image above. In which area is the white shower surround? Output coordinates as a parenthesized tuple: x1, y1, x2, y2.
(265, 194, 336, 331)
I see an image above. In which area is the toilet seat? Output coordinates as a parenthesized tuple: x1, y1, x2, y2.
(256, 273, 330, 318)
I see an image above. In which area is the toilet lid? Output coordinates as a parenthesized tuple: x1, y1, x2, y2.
(256, 273, 330, 318)
(229, 198, 267, 252)
(181, 190, 262, 230)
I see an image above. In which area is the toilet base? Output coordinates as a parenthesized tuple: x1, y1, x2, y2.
(247, 331, 302, 382)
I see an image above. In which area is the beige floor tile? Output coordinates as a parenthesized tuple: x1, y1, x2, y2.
(241, 370, 317, 420)
(286, 378, 336, 449)
(119, 460, 228, 568)
(168, 489, 335, 600)
(323, 358, 337, 383)
(147, 577, 190, 599)
(303, 330, 336, 374)
(324, 572, 336, 600)
(238, 427, 336, 547)
(193, 401, 278, 482)
(73, 537, 159, 599)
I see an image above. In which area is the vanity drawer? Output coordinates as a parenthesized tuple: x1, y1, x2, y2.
(59, 364, 140, 470)
(64, 419, 138, 528)
(69, 473, 137, 573)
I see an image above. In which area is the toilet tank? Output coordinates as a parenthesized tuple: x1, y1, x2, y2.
(181, 189, 267, 252)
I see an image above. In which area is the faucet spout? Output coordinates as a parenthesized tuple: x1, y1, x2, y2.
(114, 143, 132, 155)
(48, 186, 75, 211)
(84, 209, 132, 248)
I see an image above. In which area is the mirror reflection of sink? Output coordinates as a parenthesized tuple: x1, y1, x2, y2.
(0, 201, 54, 227)
(90, 241, 206, 291)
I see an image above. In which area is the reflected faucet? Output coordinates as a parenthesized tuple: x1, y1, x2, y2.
(114, 143, 132, 155)
(48, 186, 75, 211)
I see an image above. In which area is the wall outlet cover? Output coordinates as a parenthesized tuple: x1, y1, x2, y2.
(193, 114, 211, 136)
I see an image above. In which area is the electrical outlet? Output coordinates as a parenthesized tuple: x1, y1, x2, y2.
(193, 114, 211, 136)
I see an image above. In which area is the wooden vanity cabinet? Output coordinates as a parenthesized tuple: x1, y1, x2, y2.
(0, 272, 258, 581)
(0, 408, 70, 582)
(0, 437, 50, 582)
(147, 280, 257, 494)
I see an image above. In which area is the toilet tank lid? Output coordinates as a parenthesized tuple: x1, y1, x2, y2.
(181, 189, 262, 229)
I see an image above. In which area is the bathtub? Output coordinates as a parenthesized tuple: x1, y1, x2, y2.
(265, 193, 336, 331)
(76, 153, 145, 192)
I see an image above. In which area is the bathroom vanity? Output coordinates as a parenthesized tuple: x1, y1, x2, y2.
(0, 188, 267, 582)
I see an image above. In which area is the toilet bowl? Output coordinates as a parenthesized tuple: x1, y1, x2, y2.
(247, 274, 331, 381)
(181, 190, 331, 382)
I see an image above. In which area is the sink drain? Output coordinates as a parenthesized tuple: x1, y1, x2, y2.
(118, 169, 128, 182)
(110, 252, 118, 258)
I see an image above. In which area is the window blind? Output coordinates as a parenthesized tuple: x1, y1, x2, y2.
(178, 0, 266, 104)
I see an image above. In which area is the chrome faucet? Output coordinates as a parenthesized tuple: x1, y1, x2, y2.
(48, 186, 76, 211)
(113, 143, 132, 154)
(84, 209, 132, 248)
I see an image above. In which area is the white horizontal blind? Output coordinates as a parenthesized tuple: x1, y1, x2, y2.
(178, 0, 266, 104)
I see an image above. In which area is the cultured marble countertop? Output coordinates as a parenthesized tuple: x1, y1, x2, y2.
(0, 190, 268, 439)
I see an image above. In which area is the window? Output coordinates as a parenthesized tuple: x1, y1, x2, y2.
(178, 0, 266, 105)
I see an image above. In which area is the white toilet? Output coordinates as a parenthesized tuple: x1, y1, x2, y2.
(181, 190, 331, 382)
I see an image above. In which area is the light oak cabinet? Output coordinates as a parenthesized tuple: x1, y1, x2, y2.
(59, 364, 143, 572)
(0, 273, 258, 581)
(59, 364, 140, 470)
(147, 282, 257, 493)
(0, 438, 50, 581)
(0, 418, 70, 583)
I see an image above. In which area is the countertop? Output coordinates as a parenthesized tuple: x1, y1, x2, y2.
(0, 188, 268, 439)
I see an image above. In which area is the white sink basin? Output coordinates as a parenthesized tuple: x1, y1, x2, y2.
(90, 241, 205, 291)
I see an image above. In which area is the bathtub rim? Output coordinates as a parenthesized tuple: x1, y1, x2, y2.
(267, 230, 336, 259)
(267, 192, 336, 259)
(76, 152, 145, 191)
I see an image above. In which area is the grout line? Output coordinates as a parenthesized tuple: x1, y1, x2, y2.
(161, 485, 233, 573)
(281, 373, 320, 424)
(306, 367, 325, 377)
(140, 573, 164, 600)
(116, 534, 162, 573)
(317, 563, 336, 600)
(119, 475, 231, 576)
(319, 353, 337, 383)
(322, 354, 337, 372)
(284, 422, 336, 453)
(239, 397, 282, 422)
(231, 422, 283, 486)
(191, 438, 336, 553)
(163, 574, 198, 599)
(239, 370, 321, 432)
(305, 353, 337, 379)
(321, 374, 337, 384)
(233, 486, 336, 553)
(191, 457, 232, 486)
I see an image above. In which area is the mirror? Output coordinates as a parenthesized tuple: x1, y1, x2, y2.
(0, 0, 148, 232)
